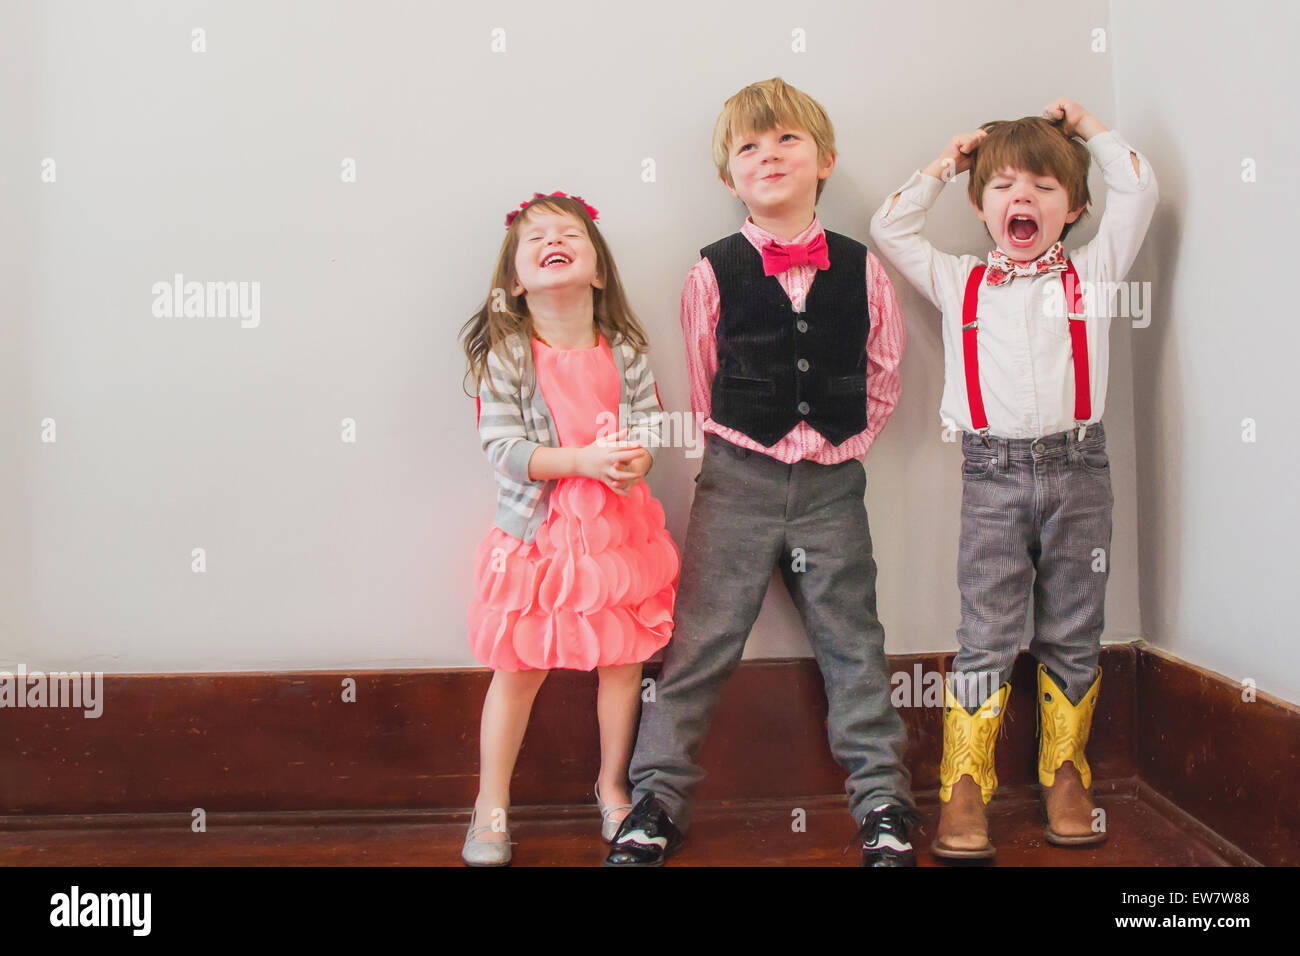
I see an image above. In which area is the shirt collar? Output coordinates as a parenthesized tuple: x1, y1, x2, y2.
(740, 213, 824, 253)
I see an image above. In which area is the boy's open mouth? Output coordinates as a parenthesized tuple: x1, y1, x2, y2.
(1007, 214, 1039, 247)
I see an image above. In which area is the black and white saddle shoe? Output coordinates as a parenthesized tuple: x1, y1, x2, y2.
(602, 793, 684, 867)
(845, 804, 921, 867)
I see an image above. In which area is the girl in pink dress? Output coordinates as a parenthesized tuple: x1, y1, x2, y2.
(458, 192, 679, 865)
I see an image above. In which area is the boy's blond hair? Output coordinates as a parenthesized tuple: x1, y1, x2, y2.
(968, 117, 1092, 240)
(712, 77, 837, 202)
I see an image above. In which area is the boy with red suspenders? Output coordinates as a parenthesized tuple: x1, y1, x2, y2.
(870, 98, 1158, 861)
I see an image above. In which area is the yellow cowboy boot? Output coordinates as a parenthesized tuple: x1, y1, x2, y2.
(933, 681, 1010, 861)
(1038, 663, 1106, 846)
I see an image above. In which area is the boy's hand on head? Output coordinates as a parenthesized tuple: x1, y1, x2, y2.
(1042, 98, 1105, 140)
(924, 130, 989, 182)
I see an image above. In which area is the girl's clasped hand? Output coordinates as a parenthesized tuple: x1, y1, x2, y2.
(579, 427, 649, 497)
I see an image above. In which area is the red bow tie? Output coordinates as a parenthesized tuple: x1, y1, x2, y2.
(761, 233, 830, 276)
(984, 241, 1067, 287)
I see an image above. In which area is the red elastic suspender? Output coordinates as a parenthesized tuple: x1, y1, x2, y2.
(961, 267, 990, 433)
(962, 261, 1090, 437)
(1063, 264, 1092, 424)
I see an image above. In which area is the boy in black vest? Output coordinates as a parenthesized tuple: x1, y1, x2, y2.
(604, 77, 916, 867)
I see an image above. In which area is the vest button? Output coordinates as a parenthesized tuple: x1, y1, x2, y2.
(796, 319, 808, 333)
(797, 401, 810, 415)
(797, 359, 809, 372)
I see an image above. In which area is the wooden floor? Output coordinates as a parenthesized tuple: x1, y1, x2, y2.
(0, 777, 1256, 867)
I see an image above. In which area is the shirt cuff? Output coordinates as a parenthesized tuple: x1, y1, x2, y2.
(503, 438, 542, 482)
(887, 168, 947, 215)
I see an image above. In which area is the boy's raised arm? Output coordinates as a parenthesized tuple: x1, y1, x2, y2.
(869, 132, 985, 310)
(1060, 111, 1159, 284)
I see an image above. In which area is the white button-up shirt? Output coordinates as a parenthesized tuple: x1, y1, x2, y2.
(869, 130, 1159, 439)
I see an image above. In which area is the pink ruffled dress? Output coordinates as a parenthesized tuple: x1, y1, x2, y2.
(467, 333, 679, 671)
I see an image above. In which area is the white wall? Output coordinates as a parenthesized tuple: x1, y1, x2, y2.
(1112, 0, 1300, 703)
(1, 0, 1143, 674)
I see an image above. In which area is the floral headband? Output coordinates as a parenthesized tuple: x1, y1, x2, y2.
(505, 190, 600, 228)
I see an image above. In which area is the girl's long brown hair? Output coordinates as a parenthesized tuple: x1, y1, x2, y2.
(460, 194, 649, 402)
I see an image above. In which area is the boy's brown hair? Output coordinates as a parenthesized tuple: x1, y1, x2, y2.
(712, 77, 836, 202)
(967, 117, 1092, 240)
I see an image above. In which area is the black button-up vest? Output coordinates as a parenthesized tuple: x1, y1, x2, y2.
(702, 229, 870, 447)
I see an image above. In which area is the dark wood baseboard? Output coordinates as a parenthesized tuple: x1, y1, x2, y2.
(1134, 647, 1299, 866)
(1, 641, 1293, 865)
(0, 646, 1137, 814)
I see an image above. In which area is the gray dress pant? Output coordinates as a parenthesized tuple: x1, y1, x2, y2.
(628, 434, 914, 832)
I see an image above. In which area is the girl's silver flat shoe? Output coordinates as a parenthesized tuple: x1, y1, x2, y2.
(461, 806, 513, 866)
(595, 780, 634, 843)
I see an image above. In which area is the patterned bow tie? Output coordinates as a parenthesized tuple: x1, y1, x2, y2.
(985, 241, 1067, 287)
(761, 233, 830, 276)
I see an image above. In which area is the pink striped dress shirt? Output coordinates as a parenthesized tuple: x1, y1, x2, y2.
(680, 213, 906, 464)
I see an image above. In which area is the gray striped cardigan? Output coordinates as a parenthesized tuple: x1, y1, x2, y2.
(476, 330, 666, 543)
